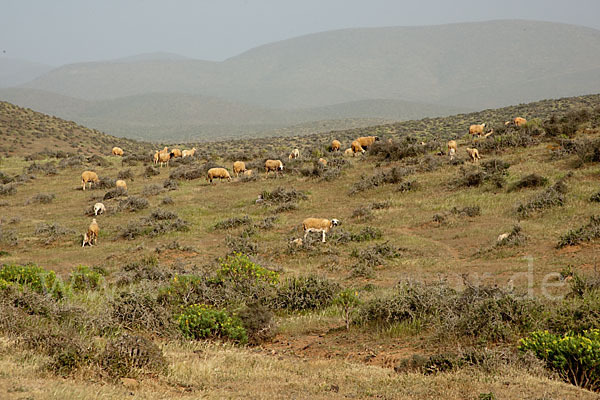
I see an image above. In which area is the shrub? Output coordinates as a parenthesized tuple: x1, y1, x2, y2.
(225, 234, 258, 255)
(169, 166, 204, 180)
(273, 275, 340, 311)
(590, 190, 600, 203)
(111, 288, 173, 335)
(86, 154, 110, 167)
(236, 301, 275, 345)
(217, 253, 278, 285)
(519, 329, 600, 391)
(0, 226, 18, 246)
(176, 304, 247, 344)
(557, 215, 600, 248)
(214, 215, 252, 230)
(334, 289, 361, 330)
(25, 193, 55, 205)
(260, 187, 308, 205)
(117, 169, 134, 180)
(69, 265, 105, 291)
(0, 183, 16, 196)
(273, 202, 298, 213)
(351, 205, 374, 220)
(349, 167, 413, 195)
(254, 216, 277, 230)
(143, 165, 160, 177)
(351, 242, 404, 267)
(495, 225, 527, 248)
(95, 176, 116, 189)
(35, 222, 75, 245)
(103, 187, 127, 200)
(142, 184, 164, 197)
(516, 179, 568, 219)
(0, 264, 66, 298)
(119, 213, 187, 240)
(369, 138, 426, 161)
(450, 205, 481, 217)
(118, 196, 148, 212)
(100, 334, 166, 378)
(509, 174, 548, 192)
(163, 179, 178, 191)
(161, 196, 174, 205)
(26, 161, 58, 176)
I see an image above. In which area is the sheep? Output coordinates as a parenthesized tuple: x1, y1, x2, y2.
(115, 179, 127, 191)
(243, 169, 253, 176)
(318, 158, 327, 166)
(288, 148, 300, 160)
(93, 202, 106, 216)
(344, 148, 353, 156)
(82, 218, 99, 247)
(207, 167, 231, 183)
(505, 117, 527, 127)
(469, 123, 486, 136)
(302, 218, 340, 243)
(158, 151, 171, 167)
(265, 159, 284, 177)
(171, 148, 182, 158)
(466, 147, 481, 163)
(497, 233, 509, 242)
(233, 161, 247, 177)
(81, 171, 99, 191)
(356, 136, 380, 149)
(290, 238, 303, 247)
(331, 140, 341, 152)
(112, 147, 124, 156)
(351, 140, 365, 156)
(153, 151, 159, 165)
(182, 148, 197, 158)
(447, 140, 457, 160)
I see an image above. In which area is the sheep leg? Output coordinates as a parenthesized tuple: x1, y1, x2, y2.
(322, 231, 326, 243)
(304, 231, 308, 241)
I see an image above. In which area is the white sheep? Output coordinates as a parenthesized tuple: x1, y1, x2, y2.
(302, 217, 340, 243)
(207, 167, 231, 183)
(93, 202, 106, 216)
(233, 161, 247, 177)
(182, 148, 197, 158)
(344, 148, 353, 156)
(447, 140, 458, 160)
(112, 147, 124, 156)
(290, 238, 303, 247)
(497, 233, 509, 242)
(288, 149, 300, 160)
(469, 124, 486, 136)
(466, 147, 481, 163)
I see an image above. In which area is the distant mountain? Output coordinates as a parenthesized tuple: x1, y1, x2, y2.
(19, 20, 600, 110)
(0, 57, 53, 88)
(111, 52, 191, 63)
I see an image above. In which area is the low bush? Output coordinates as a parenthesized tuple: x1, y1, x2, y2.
(0, 264, 66, 298)
(216, 253, 279, 286)
(590, 190, 600, 203)
(236, 301, 275, 345)
(143, 165, 160, 178)
(117, 196, 148, 212)
(35, 222, 75, 245)
(272, 275, 340, 311)
(69, 265, 105, 291)
(0, 226, 18, 246)
(176, 304, 248, 344)
(163, 179, 178, 191)
(349, 167, 413, 195)
(225, 234, 258, 255)
(214, 215, 252, 230)
(100, 334, 166, 378)
(495, 225, 527, 248)
(557, 215, 600, 248)
(0, 183, 17, 196)
(260, 187, 308, 205)
(103, 187, 127, 200)
(142, 184, 164, 197)
(117, 169, 134, 180)
(25, 193, 55, 205)
(111, 288, 173, 336)
(26, 161, 58, 176)
(519, 329, 600, 392)
(516, 178, 568, 219)
(169, 166, 204, 180)
(509, 174, 548, 192)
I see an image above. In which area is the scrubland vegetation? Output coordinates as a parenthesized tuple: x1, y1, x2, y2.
(2, 95, 600, 398)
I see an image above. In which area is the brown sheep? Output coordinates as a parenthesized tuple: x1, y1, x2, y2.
(331, 140, 341, 152)
(243, 169, 253, 176)
(81, 171, 99, 191)
(466, 147, 481, 163)
(182, 148, 197, 158)
(171, 148, 182, 158)
(344, 148, 353, 156)
(288, 149, 300, 160)
(82, 218, 99, 247)
(469, 124, 486, 136)
(356, 136, 380, 149)
(302, 218, 340, 243)
(265, 159, 284, 177)
(207, 167, 231, 183)
(318, 158, 327, 166)
(153, 151, 159, 165)
(233, 161, 247, 177)
(112, 147, 124, 156)
(115, 179, 127, 191)
(447, 140, 457, 160)
(158, 151, 171, 167)
(351, 140, 365, 155)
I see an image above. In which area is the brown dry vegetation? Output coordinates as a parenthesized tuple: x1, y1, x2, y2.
(2, 96, 600, 398)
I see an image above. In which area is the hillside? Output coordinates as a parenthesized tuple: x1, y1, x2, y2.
(0, 88, 465, 140)
(0, 101, 151, 157)
(0, 57, 53, 88)
(19, 20, 600, 110)
(1, 95, 600, 398)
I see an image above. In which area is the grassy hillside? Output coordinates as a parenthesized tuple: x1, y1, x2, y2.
(2, 96, 600, 397)
(0, 57, 52, 88)
(0, 88, 465, 140)
(0, 101, 151, 157)
(20, 20, 600, 109)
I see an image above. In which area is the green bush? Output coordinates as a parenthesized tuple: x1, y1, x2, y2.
(69, 265, 104, 291)
(176, 304, 247, 344)
(519, 329, 600, 391)
(217, 253, 278, 285)
(273, 275, 340, 311)
(557, 215, 600, 248)
(0, 264, 66, 298)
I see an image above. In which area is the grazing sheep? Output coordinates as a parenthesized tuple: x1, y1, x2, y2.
(115, 179, 127, 190)
(351, 140, 365, 155)
(497, 233, 509, 242)
(331, 140, 341, 152)
(171, 148, 182, 158)
(81, 171, 99, 191)
(318, 158, 327, 166)
(243, 169, 253, 176)
(344, 148, 354, 156)
(469, 123, 486, 136)
(356, 136, 380, 149)
(291, 238, 303, 247)
(466, 147, 481, 163)
(112, 147, 124, 156)
(483, 129, 494, 138)
(265, 159, 284, 177)
(447, 140, 457, 160)
(505, 117, 527, 127)
(153, 151, 159, 165)
(182, 148, 197, 158)
(158, 151, 171, 167)
(82, 218, 99, 247)
(233, 161, 247, 177)
(207, 167, 231, 183)
(93, 202, 106, 216)
(288, 149, 300, 160)
(302, 217, 340, 243)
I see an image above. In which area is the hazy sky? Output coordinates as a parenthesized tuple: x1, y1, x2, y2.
(2, 0, 600, 66)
